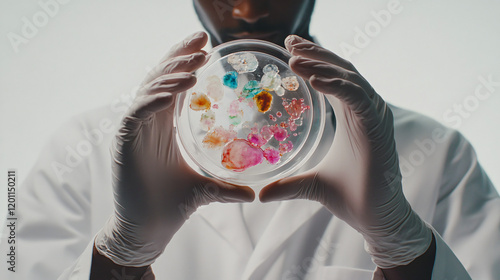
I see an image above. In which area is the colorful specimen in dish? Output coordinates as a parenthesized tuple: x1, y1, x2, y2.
(189, 52, 310, 172)
(189, 92, 211, 111)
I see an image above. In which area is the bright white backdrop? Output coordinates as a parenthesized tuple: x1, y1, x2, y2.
(1, 0, 499, 228)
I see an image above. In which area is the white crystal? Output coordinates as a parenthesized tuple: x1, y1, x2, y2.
(227, 52, 258, 73)
(282, 76, 300, 91)
(263, 64, 279, 74)
(260, 72, 281, 91)
(276, 86, 285, 96)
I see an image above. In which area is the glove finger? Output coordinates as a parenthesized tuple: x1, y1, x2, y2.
(285, 35, 356, 72)
(309, 75, 375, 118)
(259, 171, 326, 204)
(289, 56, 371, 92)
(128, 74, 195, 122)
(142, 51, 208, 85)
(161, 31, 208, 63)
(162, 52, 208, 74)
(141, 72, 197, 96)
(203, 179, 255, 203)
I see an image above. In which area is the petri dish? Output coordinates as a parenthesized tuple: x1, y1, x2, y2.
(175, 39, 325, 186)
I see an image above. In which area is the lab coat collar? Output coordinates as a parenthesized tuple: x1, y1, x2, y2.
(196, 198, 325, 278)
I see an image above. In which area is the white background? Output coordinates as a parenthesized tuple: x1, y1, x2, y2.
(1, 0, 499, 228)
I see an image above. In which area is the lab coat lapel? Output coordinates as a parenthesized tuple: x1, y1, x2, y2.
(241, 199, 325, 279)
(196, 202, 254, 257)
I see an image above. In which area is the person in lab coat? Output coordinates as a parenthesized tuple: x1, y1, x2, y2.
(3, 1, 500, 279)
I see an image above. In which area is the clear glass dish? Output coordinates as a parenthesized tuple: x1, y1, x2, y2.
(175, 39, 325, 186)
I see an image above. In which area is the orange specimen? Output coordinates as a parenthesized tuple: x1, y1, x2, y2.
(202, 126, 237, 149)
(253, 91, 273, 113)
(189, 92, 211, 111)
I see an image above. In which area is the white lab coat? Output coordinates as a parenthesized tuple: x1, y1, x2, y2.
(2, 99, 499, 280)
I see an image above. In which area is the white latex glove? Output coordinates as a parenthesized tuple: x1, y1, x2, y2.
(260, 35, 432, 269)
(95, 31, 255, 267)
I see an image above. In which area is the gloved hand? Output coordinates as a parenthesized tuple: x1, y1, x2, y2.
(260, 35, 432, 269)
(95, 31, 255, 267)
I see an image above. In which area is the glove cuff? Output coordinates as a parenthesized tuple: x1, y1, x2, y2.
(94, 214, 165, 267)
(361, 190, 432, 269)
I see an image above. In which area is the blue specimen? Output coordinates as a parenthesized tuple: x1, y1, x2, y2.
(223, 71, 238, 89)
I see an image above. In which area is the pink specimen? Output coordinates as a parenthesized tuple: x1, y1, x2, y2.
(228, 100, 240, 116)
(273, 126, 288, 141)
(250, 123, 260, 134)
(212, 104, 219, 109)
(282, 98, 310, 120)
(288, 117, 298, 132)
(221, 139, 264, 172)
(269, 114, 277, 122)
(247, 133, 267, 147)
(263, 148, 281, 164)
(245, 98, 255, 108)
(279, 141, 293, 154)
(276, 111, 282, 118)
(260, 125, 274, 140)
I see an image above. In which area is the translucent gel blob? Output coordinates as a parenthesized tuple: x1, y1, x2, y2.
(260, 71, 281, 91)
(202, 126, 237, 149)
(206, 75, 224, 101)
(263, 64, 279, 74)
(229, 115, 242, 125)
(260, 125, 274, 140)
(276, 86, 285, 97)
(227, 53, 258, 73)
(282, 76, 300, 91)
(200, 110, 216, 131)
(228, 100, 241, 116)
